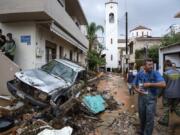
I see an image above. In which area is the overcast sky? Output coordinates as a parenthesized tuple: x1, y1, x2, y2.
(80, 0, 180, 38)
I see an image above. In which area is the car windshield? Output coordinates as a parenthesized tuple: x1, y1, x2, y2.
(41, 60, 76, 83)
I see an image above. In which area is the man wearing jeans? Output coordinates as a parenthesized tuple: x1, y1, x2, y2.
(133, 58, 166, 135)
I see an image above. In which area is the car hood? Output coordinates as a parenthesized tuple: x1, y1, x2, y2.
(15, 69, 71, 94)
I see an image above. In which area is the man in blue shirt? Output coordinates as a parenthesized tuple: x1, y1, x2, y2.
(133, 58, 166, 135)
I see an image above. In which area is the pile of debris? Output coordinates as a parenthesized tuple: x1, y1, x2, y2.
(107, 111, 138, 135)
(0, 73, 123, 135)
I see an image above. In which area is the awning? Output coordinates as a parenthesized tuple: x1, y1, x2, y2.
(50, 22, 88, 53)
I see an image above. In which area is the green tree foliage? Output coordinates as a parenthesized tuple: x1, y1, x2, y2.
(135, 45, 159, 70)
(86, 22, 104, 51)
(161, 32, 180, 47)
(87, 50, 105, 71)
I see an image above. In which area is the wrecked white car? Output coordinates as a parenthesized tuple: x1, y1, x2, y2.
(7, 59, 86, 107)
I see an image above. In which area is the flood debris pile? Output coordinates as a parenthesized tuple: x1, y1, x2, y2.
(108, 112, 138, 135)
(0, 72, 126, 135)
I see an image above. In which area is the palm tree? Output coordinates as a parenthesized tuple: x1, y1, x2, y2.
(86, 22, 104, 51)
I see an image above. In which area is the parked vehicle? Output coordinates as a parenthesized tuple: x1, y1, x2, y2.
(7, 59, 86, 107)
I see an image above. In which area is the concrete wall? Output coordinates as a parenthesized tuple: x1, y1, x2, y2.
(0, 0, 44, 14)
(1, 22, 36, 69)
(0, 52, 20, 95)
(44, 0, 88, 49)
(0, 0, 89, 51)
(35, 25, 86, 68)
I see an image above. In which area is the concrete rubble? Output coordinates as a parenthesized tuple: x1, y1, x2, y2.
(1, 73, 178, 135)
(0, 72, 122, 135)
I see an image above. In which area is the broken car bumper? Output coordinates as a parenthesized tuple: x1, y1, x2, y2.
(7, 80, 48, 107)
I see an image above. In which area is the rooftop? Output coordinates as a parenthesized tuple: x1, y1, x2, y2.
(160, 42, 180, 50)
(135, 36, 161, 41)
(130, 25, 152, 32)
(118, 39, 129, 43)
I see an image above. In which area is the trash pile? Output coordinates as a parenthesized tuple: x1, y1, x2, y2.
(107, 111, 138, 135)
(0, 74, 123, 135)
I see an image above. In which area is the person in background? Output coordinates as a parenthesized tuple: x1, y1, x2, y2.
(127, 70, 135, 95)
(172, 63, 177, 70)
(1, 33, 16, 61)
(158, 60, 180, 127)
(133, 58, 166, 135)
(0, 29, 6, 48)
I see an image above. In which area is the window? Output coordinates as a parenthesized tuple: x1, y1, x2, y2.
(109, 13, 114, 23)
(136, 32, 138, 36)
(111, 38, 113, 44)
(111, 55, 113, 61)
(45, 41, 57, 63)
(147, 32, 148, 36)
(41, 60, 76, 83)
(142, 32, 144, 37)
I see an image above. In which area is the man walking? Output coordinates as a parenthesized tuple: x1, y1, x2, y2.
(127, 70, 135, 95)
(1, 33, 16, 61)
(158, 60, 180, 126)
(133, 58, 166, 135)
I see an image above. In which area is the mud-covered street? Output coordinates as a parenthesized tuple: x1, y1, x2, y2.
(92, 73, 180, 135)
(0, 73, 180, 135)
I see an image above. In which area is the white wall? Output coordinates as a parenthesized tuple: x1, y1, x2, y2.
(105, 2, 119, 69)
(35, 25, 86, 68)
(130, 29, 151, 38)
(1, 22, 36, 69)
(159, 45, 180, 74)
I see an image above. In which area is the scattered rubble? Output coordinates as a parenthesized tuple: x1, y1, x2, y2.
(0, 73, 132, 135)
(108, 111, 138, 135)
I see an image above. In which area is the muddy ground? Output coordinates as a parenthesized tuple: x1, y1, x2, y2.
(0, 73, 180, 135)
(92, 73, 180, 135)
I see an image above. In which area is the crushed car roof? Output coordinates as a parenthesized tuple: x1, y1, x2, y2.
(55, 59, 85, 72)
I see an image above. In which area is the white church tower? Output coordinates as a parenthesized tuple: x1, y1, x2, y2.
(105, 0, 119, 71)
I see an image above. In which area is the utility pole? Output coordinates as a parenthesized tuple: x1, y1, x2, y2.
(125, 11, 128, 73)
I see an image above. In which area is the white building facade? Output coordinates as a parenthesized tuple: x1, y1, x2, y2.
(128, 26, 161, 69)
(0, 0, 89, 70)
(105, 0, 119, 71)
(130, 25, 152, 38)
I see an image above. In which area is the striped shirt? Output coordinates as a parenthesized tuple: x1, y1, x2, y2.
(163, 68, 180, 98)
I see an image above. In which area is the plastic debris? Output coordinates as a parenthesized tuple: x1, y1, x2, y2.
(82, 95, 106, 114)
(38, 126, 73, 135)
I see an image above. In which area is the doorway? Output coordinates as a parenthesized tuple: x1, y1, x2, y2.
(45, 41, 57, 63)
